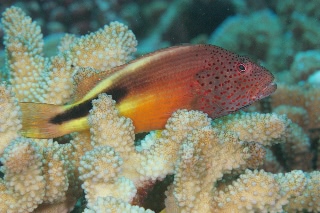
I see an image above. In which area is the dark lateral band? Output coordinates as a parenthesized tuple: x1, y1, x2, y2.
(49, 86, 129, 125)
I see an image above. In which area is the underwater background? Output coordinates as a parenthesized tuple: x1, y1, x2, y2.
(0, 0, 319, 212)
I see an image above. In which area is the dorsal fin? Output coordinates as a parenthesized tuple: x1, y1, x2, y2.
(72, 67, 104, 101)
(72, 67, 119, 101)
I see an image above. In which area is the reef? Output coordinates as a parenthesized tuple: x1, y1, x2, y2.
(0, 4, 319, 213)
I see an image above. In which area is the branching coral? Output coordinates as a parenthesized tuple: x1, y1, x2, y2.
(271, 84, 320, 130)
(1, 6, 137, 104)
(211, 169, 318, 213)
(162, 112, 318, 212)
(0, 5, 319, 213)
(0, 136, 85, 212)
(0, 138, 45, 212)
(0, 83, 21, 155)
(2, 88, 319, 212)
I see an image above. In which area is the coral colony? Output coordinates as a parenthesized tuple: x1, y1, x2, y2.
(0, 3, 319, 213)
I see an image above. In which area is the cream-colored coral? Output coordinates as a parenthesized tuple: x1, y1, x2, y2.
(161, 111, 318, 212)
(36, 140, 70, 204)
(212, 111, 313, 171)
(136, 109, 212, 183)
(85, 94, 315, 212)
(0, 137, 45, 213)
(273, 105, 309, 131)
(0, 137, 82, 213)
(83, 94, 212, 206)
(272, 83, 320, 129)
(88, 94, 135, 157)
(212, 112, 289, 146)
(84, 196, 154, 213)
(79, 146, 136, 206)
(1, 6, 137, 104)
(165, 126, 262, 212)
(285, 171, 320, 212)
(164, 121, 269, 212)
(0, 90, 318, 212)
(2, 6, 48, 102)
(212, 170, 307, 213)
(0, 83, 21, 154)
(87, 93, 213, 187)
(68, 21, 137, 70)
(57, 34, 76, 53)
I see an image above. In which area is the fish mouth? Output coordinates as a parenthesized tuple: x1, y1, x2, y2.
(249, 80, 277, 103)
(257, 81, 277, 100)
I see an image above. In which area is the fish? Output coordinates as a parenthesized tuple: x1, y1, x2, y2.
(19, 44, 277, 138)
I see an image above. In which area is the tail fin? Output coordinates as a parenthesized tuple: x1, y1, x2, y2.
(19, 102, 66, 138)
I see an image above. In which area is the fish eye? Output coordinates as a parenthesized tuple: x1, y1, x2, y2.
(237, 63, 246, 73)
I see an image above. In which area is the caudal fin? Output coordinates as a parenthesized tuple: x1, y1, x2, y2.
(19, 102, 66, 138)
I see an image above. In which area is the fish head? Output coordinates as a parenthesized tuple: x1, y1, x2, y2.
(194, 48, 277, 118)
(233, 56, 277, 103)
(230, 56, 277, 104)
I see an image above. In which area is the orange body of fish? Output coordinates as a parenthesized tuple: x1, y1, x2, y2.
(19, 44, 277, 138)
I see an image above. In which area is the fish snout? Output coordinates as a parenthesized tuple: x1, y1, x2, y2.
(249, 79, 277, 102)
(258, 81, 277, 100)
